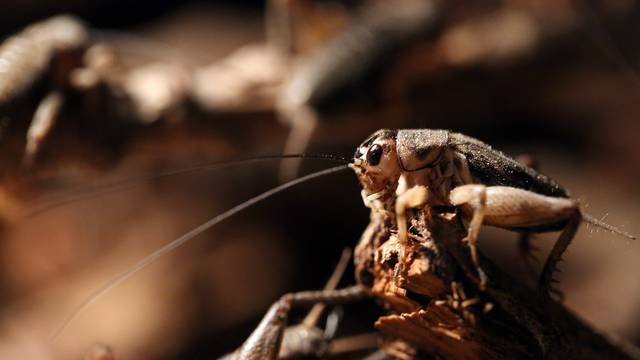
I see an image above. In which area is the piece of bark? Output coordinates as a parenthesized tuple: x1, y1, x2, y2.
(357, 210, 640, 359)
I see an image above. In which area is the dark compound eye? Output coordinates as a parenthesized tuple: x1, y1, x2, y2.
(366, 144, 383, 166)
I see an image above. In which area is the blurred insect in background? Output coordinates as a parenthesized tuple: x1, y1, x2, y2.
(0, 15, 88, 167)
(194, 0, 640, 181)
(3, 0, 639, 180)
(0, 15, 195, 170)
(4, 0, 630, 175)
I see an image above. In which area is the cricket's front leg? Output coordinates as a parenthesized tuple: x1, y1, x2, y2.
(448, 184, 489, 288)
(395, 185, 429, 245)
(394, 185, 428, 284)
(449, 185, 581, 297)
(223, 285, 370, 360)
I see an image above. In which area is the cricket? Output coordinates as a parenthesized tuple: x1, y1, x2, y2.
(0, 0, 640, 359)
(48, 128, 636, 359)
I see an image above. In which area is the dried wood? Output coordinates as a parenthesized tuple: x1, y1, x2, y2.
(355, 210, 640, 359)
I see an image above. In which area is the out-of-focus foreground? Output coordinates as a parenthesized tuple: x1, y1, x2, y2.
(0, 0, 639, 358)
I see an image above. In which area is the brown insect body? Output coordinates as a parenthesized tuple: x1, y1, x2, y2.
(450, 132, 568, 198)
(357, 129, 566, 196)
(354, 129, 571, 232)
(279, 1, 438, 113)
(351, 128, 607, 302)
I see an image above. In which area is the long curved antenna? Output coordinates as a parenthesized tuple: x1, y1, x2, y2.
(25, 153, 348, 218)
(50, 164, 349, 341)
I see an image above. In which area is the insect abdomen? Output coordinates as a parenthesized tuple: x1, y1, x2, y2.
(281, 1, 437, 111)
(0, 15, 87, 103)
(449, 132, 569, 198)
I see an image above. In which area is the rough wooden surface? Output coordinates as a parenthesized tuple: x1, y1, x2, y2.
(355, 208, 640, 359)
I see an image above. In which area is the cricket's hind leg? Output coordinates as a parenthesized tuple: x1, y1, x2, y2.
(449, 185, 581, 298)
(226, 285, 370, 360)
(537, 211, 581, 300)
(514, 155, 546, 285)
